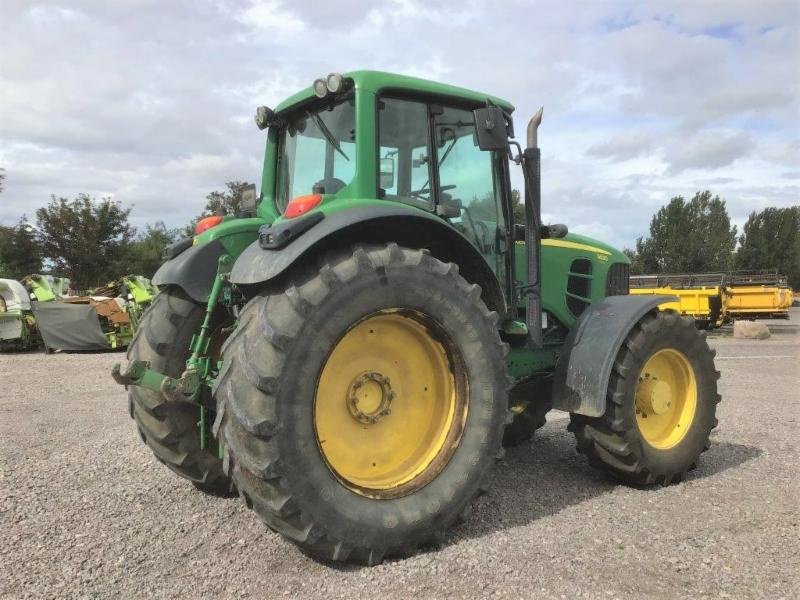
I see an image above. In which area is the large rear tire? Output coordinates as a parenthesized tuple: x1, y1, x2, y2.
(128, 286, 234, 495)
(568, 311, 720, 485)
(215, 244, 510, 564)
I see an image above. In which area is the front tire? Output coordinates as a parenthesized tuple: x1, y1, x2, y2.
(128, 286, 233, 495)
(502, 379, 551, 447)
(215, 244, 510, 564)
(568, 311, 720, 485)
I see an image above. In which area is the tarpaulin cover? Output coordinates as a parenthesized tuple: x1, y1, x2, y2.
(31, 302, 109, 351)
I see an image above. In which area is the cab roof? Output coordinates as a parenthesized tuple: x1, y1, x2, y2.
(274, 70, 515, 115)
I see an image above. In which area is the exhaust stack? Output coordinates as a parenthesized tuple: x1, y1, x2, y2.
(523, 108, 544, 348)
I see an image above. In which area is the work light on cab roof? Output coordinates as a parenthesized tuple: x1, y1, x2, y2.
(313, 72, 349, 98)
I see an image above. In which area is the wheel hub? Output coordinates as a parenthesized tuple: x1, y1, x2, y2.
(314, 310, 468, 498)
(636, 376, 673, 416)
(634, 348, 698, 449)
(347, 371, 395, 424)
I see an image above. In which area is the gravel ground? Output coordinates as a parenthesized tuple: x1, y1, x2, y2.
(1, 310, 798, 599)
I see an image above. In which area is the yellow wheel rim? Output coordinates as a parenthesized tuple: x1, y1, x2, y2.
(635, 348, 698, 449)
(314, 310, 467, 498)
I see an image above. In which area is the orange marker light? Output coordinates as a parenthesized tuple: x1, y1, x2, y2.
(284, 194, 322, 219)
(195, 215, 224, 235)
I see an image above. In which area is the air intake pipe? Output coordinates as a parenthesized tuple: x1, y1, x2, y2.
(522, 108, 543, 348)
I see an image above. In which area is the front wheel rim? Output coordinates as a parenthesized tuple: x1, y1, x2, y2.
(635, 348, 698, 449)
(314, 310, 468, 499)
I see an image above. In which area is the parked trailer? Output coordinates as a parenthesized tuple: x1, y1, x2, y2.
(629, 285, 727, 329)
(727, 285, 792, 320)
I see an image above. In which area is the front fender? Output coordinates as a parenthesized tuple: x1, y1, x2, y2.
(551, 294, 677, 417)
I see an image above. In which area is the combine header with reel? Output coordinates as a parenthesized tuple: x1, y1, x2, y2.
(112, 71, 721, 565)
(0, 274, 156, 352)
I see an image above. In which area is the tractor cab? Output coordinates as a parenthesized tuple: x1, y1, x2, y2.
(254, 72, 514, 290)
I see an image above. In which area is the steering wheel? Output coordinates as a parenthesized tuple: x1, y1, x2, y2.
(314, 177, 346, 194)
(409, 184, 457, 198)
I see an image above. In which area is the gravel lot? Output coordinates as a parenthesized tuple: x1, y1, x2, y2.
(2, 310, 798, 599)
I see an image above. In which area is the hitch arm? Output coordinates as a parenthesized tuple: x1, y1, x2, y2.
(111, 359, 209, 406)
(112, 360, 168, 392)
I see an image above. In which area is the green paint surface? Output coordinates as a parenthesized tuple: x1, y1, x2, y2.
(193, 217, 267, 258)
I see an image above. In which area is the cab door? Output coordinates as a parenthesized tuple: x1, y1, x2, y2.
(377, 97, 510, 281)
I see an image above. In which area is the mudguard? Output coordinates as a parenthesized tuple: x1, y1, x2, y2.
(551, 294, 677, 417)
(229, 204, 506, 312)
(152, 239, 225, 303)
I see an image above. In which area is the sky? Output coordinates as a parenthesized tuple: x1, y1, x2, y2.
(1, 0, 798, 250)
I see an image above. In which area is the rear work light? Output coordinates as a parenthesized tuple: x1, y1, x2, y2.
(195, 215, 223, 235)
(284, 194, 322, 219)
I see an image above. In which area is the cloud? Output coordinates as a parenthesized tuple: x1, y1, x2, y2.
(586, 130, 755, 175)
(587, 133, 659, 162)
(664, 131, 754, 174)
(237, 1, 306, 36)
(0, 0, 797, 251)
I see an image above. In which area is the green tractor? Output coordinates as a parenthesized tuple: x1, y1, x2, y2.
(112, 71, 720, 565)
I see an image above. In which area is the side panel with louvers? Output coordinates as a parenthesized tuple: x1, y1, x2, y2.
(605, 262, 630, 296)
(567, 259, 593, 317)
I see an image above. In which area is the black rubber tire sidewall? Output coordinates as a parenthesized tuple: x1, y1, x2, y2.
(271, 259, 504, 549)
(620, 319, 717, 473)
(128, 286, 233, 494)
(221, 246, 509, 559)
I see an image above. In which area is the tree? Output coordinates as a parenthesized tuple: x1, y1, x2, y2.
(623, 248, 645, 275)
(0, 217, 43, 280)
(35, 194, 136, 288)
(185, 181, 255, 236)
(736, 206, 800, 288)
(124, 222, 180, 279)
(459, 189, 525, 228)
(510, 189, 524, 225)
(636, 191, 737, 273)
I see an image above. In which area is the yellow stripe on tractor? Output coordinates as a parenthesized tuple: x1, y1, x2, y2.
(629, 286, 727, 329)
(541, 238, 611, 260)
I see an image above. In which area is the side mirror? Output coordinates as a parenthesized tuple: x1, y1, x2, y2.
(239, 183, 259, 216)
(254, 106, 275, 130)
(473, 106, 509, 151)
(379, 157, 395, 189)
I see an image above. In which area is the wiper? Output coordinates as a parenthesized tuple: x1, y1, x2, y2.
(309, 112, 349, 162)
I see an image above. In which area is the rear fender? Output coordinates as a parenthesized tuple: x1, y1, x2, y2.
(551, 295, 676, 417)
(152, 240, 225, 303)
(230, 204, 507, 313)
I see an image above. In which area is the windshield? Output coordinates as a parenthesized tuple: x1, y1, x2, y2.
(276, 99, 356, 212)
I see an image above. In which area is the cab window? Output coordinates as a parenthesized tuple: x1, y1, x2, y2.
(434, 105, 500, 256)
(276, 99, 356, 212)
(377, 96, 506, 273)
(377, 98, 433, 211)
